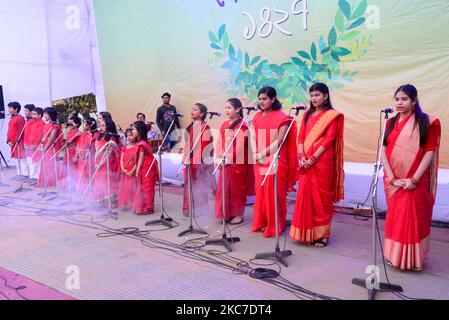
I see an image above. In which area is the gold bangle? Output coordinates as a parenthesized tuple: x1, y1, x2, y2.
(390, 177, 397, 185)
(410, 176, 419, 185)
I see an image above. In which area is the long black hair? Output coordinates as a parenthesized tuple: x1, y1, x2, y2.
(84, 117, 97, 131)
(69, 114, 82, 128)
(195, 103, 208, 121)
(186, 103, 208, 133)
(227, 98, 243, 130)
(98, 118, 119, 143)
(99, 111, 112, 120)
(44, 107, 58, 122)
(383, 84, 429, 146)
(258, 86, 282, 111)
(133, 121, 148, 141)
(304, 82, 334, 124)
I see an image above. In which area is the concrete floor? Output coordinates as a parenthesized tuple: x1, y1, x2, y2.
(0, 166, 448, 300)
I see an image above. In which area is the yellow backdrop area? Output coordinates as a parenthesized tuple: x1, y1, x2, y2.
(93, 0, 449, 167)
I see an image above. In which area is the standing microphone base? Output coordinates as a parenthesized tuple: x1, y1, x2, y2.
(255, 246, 292, 268)
(178, 224, 208, 237)
(145, 215, 173, 228)
(205, 234, 240, 252)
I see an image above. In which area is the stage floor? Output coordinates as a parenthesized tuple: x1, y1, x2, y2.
(1, 167, 449, 300)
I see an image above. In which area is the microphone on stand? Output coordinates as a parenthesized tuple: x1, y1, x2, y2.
(291, 105, 307, 110)
(381, 107, 394, 114)
(207, 111, 221, 117)
(242, 106, 257, 111)
(174, 113, 184, 118)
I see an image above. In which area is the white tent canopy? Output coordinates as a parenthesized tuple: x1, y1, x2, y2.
(0, 0, 105, 164)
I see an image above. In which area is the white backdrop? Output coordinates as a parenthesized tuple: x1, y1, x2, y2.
(0, 0, 105, 165)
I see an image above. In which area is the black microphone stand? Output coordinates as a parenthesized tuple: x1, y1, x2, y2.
(52, 131, 82, 204)
(177, 115, 216, 237)
(145, 119, 177, 228)
(352, 110, 403, 300)
(83, 138, 118, 220)
(205, 111, 253, 251)
(254, 107, 303, 267)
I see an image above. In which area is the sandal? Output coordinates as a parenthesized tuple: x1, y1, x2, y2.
(229, 216, 244, 225)
(312, 238, 329, 248)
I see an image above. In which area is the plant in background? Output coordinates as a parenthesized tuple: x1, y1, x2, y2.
(53, 93, 98, 123)
(208, 0, 373, 105)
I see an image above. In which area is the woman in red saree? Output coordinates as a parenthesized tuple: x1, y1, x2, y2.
(93, 118, 121, 206)
(215, 98, 252, 224)
(37, 108, 63, 188)
(60, 115, 82, 190)
(133, 121, 159, 215)
(182, 103, 215, 216)
(76, 118, 98, 193)
(290, 83, 344, 247)
(382, 84, 441, 271)
(251, 87, 297, 238)
(117, 129, 138, 210)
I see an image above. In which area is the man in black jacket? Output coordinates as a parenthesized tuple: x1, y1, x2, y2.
(156, 92, 181, 150)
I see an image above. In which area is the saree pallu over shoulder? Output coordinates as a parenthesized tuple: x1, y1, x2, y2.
(383, 114, 441, 271)
(303, 110, 345, 202)
(384, 115, 440, 202)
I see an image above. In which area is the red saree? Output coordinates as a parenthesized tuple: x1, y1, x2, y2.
(290, 110, 344, 243)
(215, 120, 252, 221)
(251, 110, 297, 238)
(134, 140, 159, 215)
(182, 121, 214, 215)
(93, 138, 120, 205)
(59, 129, 82, 190)
(37, 123, 63, 188)
(383, 114, 441, 270)
(117, 144, 138, 209)
(76, 131, 98, 193)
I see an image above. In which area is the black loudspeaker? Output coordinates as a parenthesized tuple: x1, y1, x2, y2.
(0, 85, 5, 119)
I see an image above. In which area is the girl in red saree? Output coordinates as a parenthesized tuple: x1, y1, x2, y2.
(215, 98, 252, 224)
(60, 115, 82, 190)
(290, 83, 344, 247)
(93, 118, 121, 206)
(76, 118, 98, 193)
(382, 84, 441, 271)
(117, 129, 138, 210)
(251, 87, 297, 238)
(37, 108, 63, 188)
(133, 121, 159, 215)
(182, 103, 214, 216)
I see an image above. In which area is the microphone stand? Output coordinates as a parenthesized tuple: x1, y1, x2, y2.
(177, 115, 215, 237)
(52, 131, 82, 204)
(76, 131, 96, 197)
(205, 111, 253, 251)
(254, 108, 303, 267)
(145, 119, 176, 228)
(83, 140, 118, 220)
(105, 141, 118, 220)
(31, 127, 62, 201)
(352, 111, 403, 300)
(12, 118, 32, 193)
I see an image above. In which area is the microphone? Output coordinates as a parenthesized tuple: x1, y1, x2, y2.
(148, 121, 155, 125)
(175, 113, 183, 117)
(291, 105, 307, 110)
(382, 107, 394, 114)
(242, 106, 257, 111)
(207, 111, 222, 117)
